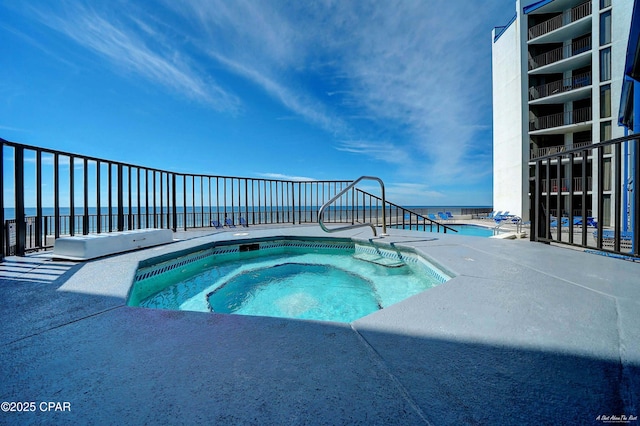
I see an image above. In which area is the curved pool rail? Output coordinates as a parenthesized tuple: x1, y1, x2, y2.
(318, 176, 387, 237)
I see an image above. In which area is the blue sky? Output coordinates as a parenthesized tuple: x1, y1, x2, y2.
(1, 0, 515, 207)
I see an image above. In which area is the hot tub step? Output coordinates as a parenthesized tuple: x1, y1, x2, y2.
(352, 253, 405, 268)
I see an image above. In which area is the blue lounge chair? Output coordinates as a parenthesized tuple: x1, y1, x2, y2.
(225, 218, 236, 228)
(481, 211, 495, 219)
(428, 213, 438, 221)
(437, 212, 448, 220)
(573, 216, 598, 227)
(550, 217, 569, 227)
(239, 217, 248, 227)
(445, 211, 454, 219)
(211, 220, 223, 229)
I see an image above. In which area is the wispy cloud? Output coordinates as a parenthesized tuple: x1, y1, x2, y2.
(207, 51, 348, 135)
(12, 0, 504, 205)
(336, 140, 411, 166)
(256, 172, 316, 182)
(0, 124, 29, 133)
(26, 1, 240, 112)
(163, 0, 501, 185)
(161, 0, 350, 136)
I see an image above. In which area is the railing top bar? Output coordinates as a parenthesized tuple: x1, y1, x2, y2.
(534, 134, 639, 161)
(353, 188, 459, 233)
(0, 137, 171, 174)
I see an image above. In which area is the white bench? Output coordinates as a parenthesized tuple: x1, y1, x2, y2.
(53, 229, 174, 260)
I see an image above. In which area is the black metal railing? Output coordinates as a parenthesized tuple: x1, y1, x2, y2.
(1, 138, 464, 258)
(529, 36, 592, 70)
(528, 71, 591, 101)
(529, 107, 592, 131)
(530, 134, 639, 258)
(352, 189, 458, 234)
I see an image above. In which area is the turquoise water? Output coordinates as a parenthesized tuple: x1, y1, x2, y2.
(446, 225, 494, 237)
(131, 244, 447, 323)
(207, 263, 381, 322)
(395, 224, 494, 237)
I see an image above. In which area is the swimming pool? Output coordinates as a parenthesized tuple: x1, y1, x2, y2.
(392, 224, 494, 237)
(128, 238, 451, 323)
(446, 225, 494, 237)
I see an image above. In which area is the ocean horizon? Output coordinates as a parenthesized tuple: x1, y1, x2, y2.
(3, 205, 492, 221)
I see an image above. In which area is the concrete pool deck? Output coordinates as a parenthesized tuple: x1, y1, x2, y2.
(0, 225, 638, 425)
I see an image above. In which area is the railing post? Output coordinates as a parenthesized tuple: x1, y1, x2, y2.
(108, 163, 113, 232)
(172, 173, 177, 232)
(581, 149, 588, 246)
(183, 174, 187, 231)
(69, 156, 75, 236)
(96, 160, 101, 234)
(36, 151, 43, 245)
(83, 158, 89, 235)
(633, 136, 639, 255)
(128, 167, 133, 230)
(614, 142, 622, 252)
(529, 174, 536, 242)
(117, 163, 124, 232)
(291, 182, 296, 225)
(14, 146, 26, 256)
(245, 179, 250, 226)
(596, 146, 605, 249)
(54, 154, 60, 239)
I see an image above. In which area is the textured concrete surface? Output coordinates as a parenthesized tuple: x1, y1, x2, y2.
(1, 225, 638, 425)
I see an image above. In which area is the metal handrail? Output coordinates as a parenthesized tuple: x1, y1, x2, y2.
(318, 176, 386, 237)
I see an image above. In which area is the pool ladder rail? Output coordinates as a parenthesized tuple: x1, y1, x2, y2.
(318, 176, 387, 237)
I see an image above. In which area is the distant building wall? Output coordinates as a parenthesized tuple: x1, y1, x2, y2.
(492, 18, 527, 218)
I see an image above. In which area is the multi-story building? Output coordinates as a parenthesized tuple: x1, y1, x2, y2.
(492, 0, 633, 223)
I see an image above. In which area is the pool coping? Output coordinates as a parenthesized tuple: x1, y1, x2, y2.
(1, 225, 639, 424)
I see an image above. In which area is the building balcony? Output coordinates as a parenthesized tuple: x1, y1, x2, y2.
(529, 71, 591, 102)
(530, 141, 592, 159)
(541, 176, 593, 193)
(528, 1, 592, 41)
(528, 36, 591, 72)
(529, 107, 592, 132)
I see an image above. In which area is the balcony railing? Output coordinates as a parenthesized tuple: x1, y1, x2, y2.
(529, 36, 592, 70)
(570, 1, 592, 23)
(541, 177, 592, 192)
(529, 15, 563, 40)
(530, 141, 592, 159)
(529, 71, 591, 101)
(528, 1, 592, 40)
(529, 107, 592, 131)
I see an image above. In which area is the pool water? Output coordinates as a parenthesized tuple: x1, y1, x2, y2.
(446, 225, 494, 237)
(129, 240, 450, 323)
(207, 263, 381, 321)
(394, 224, 494, 237)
